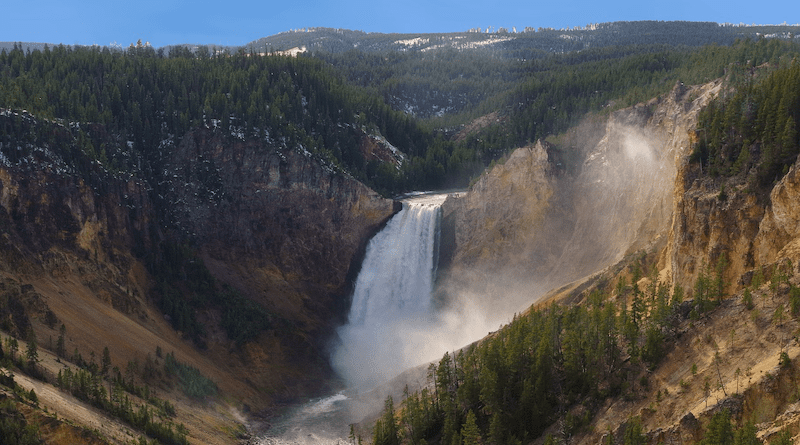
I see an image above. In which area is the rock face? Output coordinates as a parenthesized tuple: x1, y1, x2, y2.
(162, 127, 398, 325)
(441, 75, 800, 319)
(443, 140, 555, 270)
(0, 112, 397, 409)
(0, 128, 155, 316)
(667, 131, 800, 295)
(440, 80, 723, 304)
(760, 161, 800, 261)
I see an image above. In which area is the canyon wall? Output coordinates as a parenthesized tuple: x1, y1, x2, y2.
(0, 111, 397, 411)
(162, 127, 398, 329)
(439, 80, 724, 307)
(667, 125, 800, 298)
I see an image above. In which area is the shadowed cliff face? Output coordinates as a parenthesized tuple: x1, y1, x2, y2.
(0, 112, 397, 410)
(162, 127, 397, 327)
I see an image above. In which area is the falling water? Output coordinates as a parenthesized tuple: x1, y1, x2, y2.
(259, 194, 448, 444)
(331, 193, 447, 391)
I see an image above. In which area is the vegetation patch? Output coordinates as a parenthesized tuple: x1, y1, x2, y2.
(163, 352, 218, 400)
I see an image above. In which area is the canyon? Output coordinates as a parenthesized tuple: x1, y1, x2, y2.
(3, 55, 800, 445)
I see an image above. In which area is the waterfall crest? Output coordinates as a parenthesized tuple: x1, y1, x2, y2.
(332, 194, 446, 390)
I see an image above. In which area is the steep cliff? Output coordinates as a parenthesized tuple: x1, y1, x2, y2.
(668, 146, 800, 296)
(161, 126, 397, 330)
(443, 140, 555, 270)
(439, 80, 722, 308)
(433, 77, 800, 444)
(0, 110, 397, 441)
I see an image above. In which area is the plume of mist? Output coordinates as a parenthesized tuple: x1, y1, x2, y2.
(331, 115, 676, 400)
(433, 118, 675, 358)
(551, 121, 672, 275)
(330, 257, 506, 389)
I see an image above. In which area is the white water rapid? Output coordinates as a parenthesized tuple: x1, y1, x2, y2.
(331, 193, 447, 391)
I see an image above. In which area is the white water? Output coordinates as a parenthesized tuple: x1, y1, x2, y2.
(260, 194, 451, 444)
(331, 193, 447, 391)
(259, 392, 352, 445)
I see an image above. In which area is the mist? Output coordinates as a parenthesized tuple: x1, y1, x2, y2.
(330, 114, 678, 400)
(329, 194, 501, 391)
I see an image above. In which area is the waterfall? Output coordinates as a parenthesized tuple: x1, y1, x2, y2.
(331, 194, 446, 390)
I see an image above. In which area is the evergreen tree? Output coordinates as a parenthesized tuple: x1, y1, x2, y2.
(102, 346, 112, 376)
(25, 329, 38, 371)
(374, 396, 400, 445)
(701, 409, 734, 445)
(623, 417, 647, 445)
(56, 324, 66, 358)
(461, 410, 482, 445)
(734, 422, 761, 445)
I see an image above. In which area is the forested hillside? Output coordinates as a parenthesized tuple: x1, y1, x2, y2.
(314, 38, 800, 176)
(3, 22, 800, 445)
(250, 22, 800, 59)
(0, 42, 435, 194)
(365, 40, 800, 445)
(693, 59, 800, 187)
(3, 35, 800, 196)
(369, 253, 745, 445)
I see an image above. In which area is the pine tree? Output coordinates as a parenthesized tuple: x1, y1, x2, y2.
(623, 417, 647, 445)
(734, 422, 759, 445)
(102, 346, 112, 376)
(373, 396, 400, 445)
(56, 324, 66, 358)
(487, 412, 504, 445)
(701, 410, 734, 445)
(461, 410, 482, 445)
(26, 329, 38, 371)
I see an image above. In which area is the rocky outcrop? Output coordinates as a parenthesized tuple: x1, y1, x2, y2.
(442, 140, 555, 270)
(755, 160, 800, 263)
(668, 147, 800, 295)
(0, 151, 155, 316)
(440, 81, 722, 303)
(161, 127, 397, 325)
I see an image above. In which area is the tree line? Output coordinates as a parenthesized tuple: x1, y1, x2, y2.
(0, 42, 447, 195)
(693, 56, 800, 187)
(3, 38, 800, 196)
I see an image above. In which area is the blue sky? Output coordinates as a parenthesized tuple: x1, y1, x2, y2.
(3, 0, 799, 48)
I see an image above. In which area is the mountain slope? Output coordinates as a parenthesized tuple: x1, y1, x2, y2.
(0, 105, 397, 443)
(247, 22, 800, 57)
(364, 65, 800, 444)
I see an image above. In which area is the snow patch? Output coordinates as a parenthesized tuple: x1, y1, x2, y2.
(395, 37, 430, 47)
(421, 35, 514, 52)
(275, 46, 307, 57)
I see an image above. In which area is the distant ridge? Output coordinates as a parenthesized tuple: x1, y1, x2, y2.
(3, 21, 799, 57)
(245, 21, 800, 57)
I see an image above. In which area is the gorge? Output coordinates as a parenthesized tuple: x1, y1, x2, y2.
(3, 29, 800, 445)
(264, 77, 723, 443)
